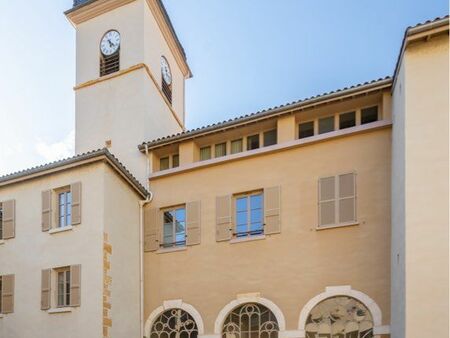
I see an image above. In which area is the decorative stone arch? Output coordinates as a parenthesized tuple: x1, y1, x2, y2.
(144, 299, 205, 338)
(214, 293, 286, 335)
(297, 286, 389, 337)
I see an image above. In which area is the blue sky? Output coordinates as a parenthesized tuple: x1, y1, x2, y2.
(0, 0, 447, 175)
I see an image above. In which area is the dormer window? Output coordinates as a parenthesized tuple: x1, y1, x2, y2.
(161, 56, 173, 104)
(100, 30, 120, 77)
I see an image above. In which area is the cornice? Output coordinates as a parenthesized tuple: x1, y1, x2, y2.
(65, 0, 135, 26)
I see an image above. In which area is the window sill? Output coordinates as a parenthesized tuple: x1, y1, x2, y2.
(156, 246, 187, 254)
(316, 222, 359, 231)
(230, 234, 266, 244)
(49, 226, 73, 234)
(48, 307, 73, 314)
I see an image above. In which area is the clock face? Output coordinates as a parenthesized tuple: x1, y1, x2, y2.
(161, 56, 172, 85)
(100, 30, 120, 56)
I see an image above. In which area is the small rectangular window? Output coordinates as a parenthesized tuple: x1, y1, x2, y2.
(339, 111, 356, 129)
(247, 134, 260, 150)
(172, 154, 179, 168)
(162, 207, 186, 248)
(200, 146, 212, 161)
(361, 106, 378, 124)
(0, 276, 2, 313)
(263, 129, 277, 147)
(160, 157, 169, 171)
(215, 143, 227, 158)
(0, 203, 3, 240)
(299, 121, 314, 139)
(319, 116, 335, 134)
(57, 269, 71, 308)
(235, 192, 264, 238)
(231, 139, 243, 154)
(58, 191, 72, 228)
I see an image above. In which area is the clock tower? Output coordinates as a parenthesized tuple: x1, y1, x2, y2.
(65, 0, 192, 185)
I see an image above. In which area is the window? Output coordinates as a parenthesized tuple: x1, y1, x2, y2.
(161, 56, 173, 104)
(231, 139, 243, 154)
(100, 30, 121, 77)
(247, 134, 260, 150)
(222, 303, 279, 338)
(160, 157, 170, 171)
(162, 207, 186, 248)
(235, 192, 263, 238)
(0, 276, 2, 313)
(299, 121, 314, 139)
(263, 129, 277, 146)
(318, 173, 356, 227)
(57, 268, 71, 308)
(200, 146, 212, 161)
(215, 143, 227, 158)
(305, 296, 374, 338)
(318, 116, 335, 134)
(172, 154, 180, 168)
(339, 111, 356, 129)
(361, 106, 378, 124)
(0, 203, 2, 240)
(58, 191, 72, 228)
(150, 309, 198, 338)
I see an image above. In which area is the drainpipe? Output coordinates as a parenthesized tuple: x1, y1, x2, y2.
(140, 144, 153, 338)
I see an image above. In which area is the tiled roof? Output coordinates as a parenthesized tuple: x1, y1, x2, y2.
(139, 76, 392, 150)
(0, 148, 149, 197)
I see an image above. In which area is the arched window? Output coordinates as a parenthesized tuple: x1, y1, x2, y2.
(150, 309, 198, 338)
(305, 296, 373, 338)
(222, 303, 279, 338)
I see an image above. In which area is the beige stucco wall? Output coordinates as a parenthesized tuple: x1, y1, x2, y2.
(391, 35, 449, 338)
(104, 166, 142, 338)
(74, 0, 184, 185)
(144, 128, 392, 335)
(0, 163, 105, 338)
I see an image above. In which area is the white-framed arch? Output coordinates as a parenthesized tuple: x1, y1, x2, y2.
(144, 299, 205, 337)
(297, 286, 389, 337)
(214, 294, 286, 335)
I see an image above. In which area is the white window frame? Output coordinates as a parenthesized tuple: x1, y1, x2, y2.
(161, 205, 187, 248)
(233, 191, 264, 238)
(56, 268, 71, 308)
(58, 190, 72, 228)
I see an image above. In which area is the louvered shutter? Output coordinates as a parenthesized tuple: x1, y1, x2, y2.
(41, 269, 51, 310)
(70, 182, 82, 225)
(338, 173, 356, 223)
(144, 207, 160, 251)
(41, 190, 52, 231)
(70, 265, 81, 307)
(186, 201, 201, 246)
(216, 195, 232, 241)
(1, 274, 14, 314)
(2, 200, 15, 239)
(264, 186, 281, 234)
(319, 176, 336, 226)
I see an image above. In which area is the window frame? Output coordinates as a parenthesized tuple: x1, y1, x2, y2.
(361, 105, 379, 125)
(55, 267, 71, 308)
(214, 142, 227, 158)
(200, 146, 212, 161)
(161, 205, 187, 248)
(246, 134, 260, 151)
(298, 120, 315, 139)
(318, 115, 335, 134)
(339, 111, 356, 130)
(0, 202, 3, 240)
(0, 275, 2, 313)
(263, 129, 277, 147)
(57, 189, 72, 229)
(233, 190, 264, 238)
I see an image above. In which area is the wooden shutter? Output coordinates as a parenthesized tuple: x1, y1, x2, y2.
(144, 207, 160, 252)
(71, 182, 82, 225)
(338, 173, 356, 223)
(41, 269, 51, 310)
(264, 186, 281, 234)
(2, 200, 15, 239)
(41, 190, 52, 231)
(1, 274, 14, 314)
(319, 176, 336, 226)
(70, 265, 81, 307)
(186, 201, 201, 246)
(216, 195, 232, 241)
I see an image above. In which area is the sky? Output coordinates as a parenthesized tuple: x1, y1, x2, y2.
(0, 0, 447, 175)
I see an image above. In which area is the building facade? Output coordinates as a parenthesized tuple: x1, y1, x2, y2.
(0, 1, 448, 338)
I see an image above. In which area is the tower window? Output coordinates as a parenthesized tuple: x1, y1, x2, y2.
(100, 30, 121, 77)
(161, 56, 173, 104)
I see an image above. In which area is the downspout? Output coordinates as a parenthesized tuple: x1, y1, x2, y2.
(140, 144, 153, 338)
